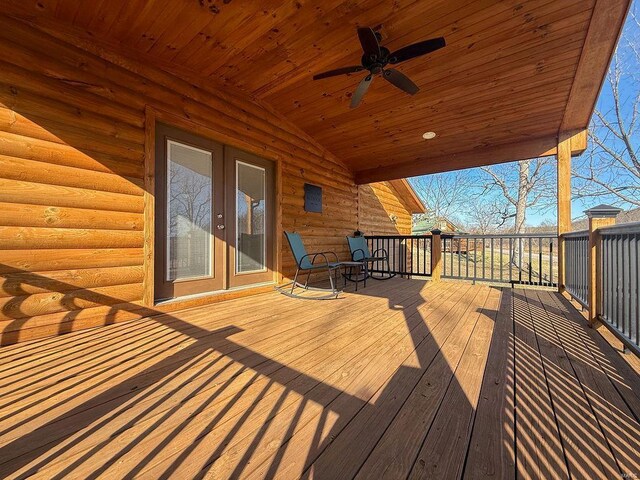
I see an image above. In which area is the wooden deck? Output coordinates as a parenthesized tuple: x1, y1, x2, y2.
(0, 279, 639, 479)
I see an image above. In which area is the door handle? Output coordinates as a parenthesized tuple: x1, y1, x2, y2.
(217, 224, 225, 230)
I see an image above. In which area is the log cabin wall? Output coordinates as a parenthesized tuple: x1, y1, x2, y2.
(0, 16, 413, 345)
(0, 15, 361, 345)
(358, 183, 414, 236)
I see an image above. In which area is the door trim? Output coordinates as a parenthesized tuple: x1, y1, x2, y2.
(154, 123, 225, 301)
(225, 147, 275, 288)
(144, 107, 282, 307)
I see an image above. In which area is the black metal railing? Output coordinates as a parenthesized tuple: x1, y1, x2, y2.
(563, 230, 589, 307)
(599, 223, 640, 354)
(365, 235, 432, 277)
(441, 234, 558, 286)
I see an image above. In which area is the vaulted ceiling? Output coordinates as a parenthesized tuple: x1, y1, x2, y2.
(4, 0, 631, 182)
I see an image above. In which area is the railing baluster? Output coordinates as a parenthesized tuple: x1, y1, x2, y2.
(630, 234, 640, 345)
(411, 237, 415, 276)
(628, 235, 633, 339)
(537, 239, 541, 286)
(457, 238, 460, 277)
(482, 238, 485, 280)
(490, 237, 494, 281)
(452, 239, 456, 277)
(607, 235, 612, 325)
(528, 237, 532, 284)
(472, 238, 476, 281)
(509, 238, 513, 284)
(499, 238, 503, 283)
(616, 235, 621, 330)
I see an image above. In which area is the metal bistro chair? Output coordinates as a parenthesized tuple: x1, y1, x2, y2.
(347, 235, 395, 280)
(279, 231, 342, 299)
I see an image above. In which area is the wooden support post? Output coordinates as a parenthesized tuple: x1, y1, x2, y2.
(586, 205, 621, 326)
(431, 229, 442, 282)
(557, 132, 572, 292)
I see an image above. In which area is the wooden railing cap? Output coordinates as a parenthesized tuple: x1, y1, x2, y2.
(585, 204, 623, 218)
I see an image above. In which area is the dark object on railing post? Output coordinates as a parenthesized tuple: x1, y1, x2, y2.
(586, 205, 622, 326)
(431, 229, 442, 282)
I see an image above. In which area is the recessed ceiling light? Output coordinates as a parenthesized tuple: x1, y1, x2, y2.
(422, 131, 437, 140)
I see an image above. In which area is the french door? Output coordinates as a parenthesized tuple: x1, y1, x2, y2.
(154, 124, 274, 301)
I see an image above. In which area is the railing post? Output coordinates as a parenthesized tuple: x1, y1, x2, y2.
(431, 229, 442, 282)
(586, 205, 621, 326)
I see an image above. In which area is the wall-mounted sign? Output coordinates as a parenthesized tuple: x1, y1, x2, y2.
(304, 183, 322, 213)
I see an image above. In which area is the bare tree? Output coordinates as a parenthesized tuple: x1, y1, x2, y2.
(409, 171, 476, 227)
(480, 158, 555, 234)
(465, 200, 504, 234)
(169, 162, 212, 235)
(479, 158, 556, 268)
(573, 8, 640, 206)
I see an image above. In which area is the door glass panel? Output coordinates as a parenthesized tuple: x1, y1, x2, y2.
(236, 161, 266, 273)
(167, 140, 212, 281)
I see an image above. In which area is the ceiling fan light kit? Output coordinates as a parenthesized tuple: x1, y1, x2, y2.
(313, 27, 445, 108)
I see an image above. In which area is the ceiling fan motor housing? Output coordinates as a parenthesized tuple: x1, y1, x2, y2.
(362, 46, 391, 74)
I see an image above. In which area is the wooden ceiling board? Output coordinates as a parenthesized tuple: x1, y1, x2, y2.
(2, 0, 631, 181)
(267, 7, 591, 119)
(206, 1, 368, 74)
(334, 69, 578, 141)
(267, 5, 591, 110)
(270, 40, 584, 141)
(295, 76, 579, 160)
(215, 0, 448, 90)
(131, 2, 190, 53)
(145, 4, 237, 60)
(355, 134, 563, 183)
(336, 87, 576, 139)
(208, 0, 406, 90)
(53, 0, 80, 22)
(287, 55, 581, 144)
(254, 0, 561, 98)
(101, 1, 147, 38)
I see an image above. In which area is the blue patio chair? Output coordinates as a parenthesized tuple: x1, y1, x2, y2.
(347, 235, 395, 280)
(279, 231, 342, 299)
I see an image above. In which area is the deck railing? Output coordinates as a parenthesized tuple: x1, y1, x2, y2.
(441, 234, 558, 286)
(563, 230, 589, 306)
(364, 233, 558, 285)
(560, 207, 639, 356)
(599, 223, 640, 354)
(365, 235, 432, 277)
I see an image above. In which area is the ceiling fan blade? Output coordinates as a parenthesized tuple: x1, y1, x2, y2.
(357, 27, 381, 60)
(313, 65, 364, 80)
(383, 69, 419, 95)
(389, 37, 446, 64)
(351, 75, 373, 108)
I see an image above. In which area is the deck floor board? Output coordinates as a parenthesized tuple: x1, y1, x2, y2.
(0, 279, 638, 479)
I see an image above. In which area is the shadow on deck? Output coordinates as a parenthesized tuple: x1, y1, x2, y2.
(0, 274, 638, 479)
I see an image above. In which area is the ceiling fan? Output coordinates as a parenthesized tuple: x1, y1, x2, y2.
(313, 27, 445, 108)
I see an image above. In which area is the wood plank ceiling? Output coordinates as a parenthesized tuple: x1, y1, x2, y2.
(3, 0, 630, 181)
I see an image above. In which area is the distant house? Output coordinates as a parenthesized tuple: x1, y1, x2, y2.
(412, 216, 461, 235)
